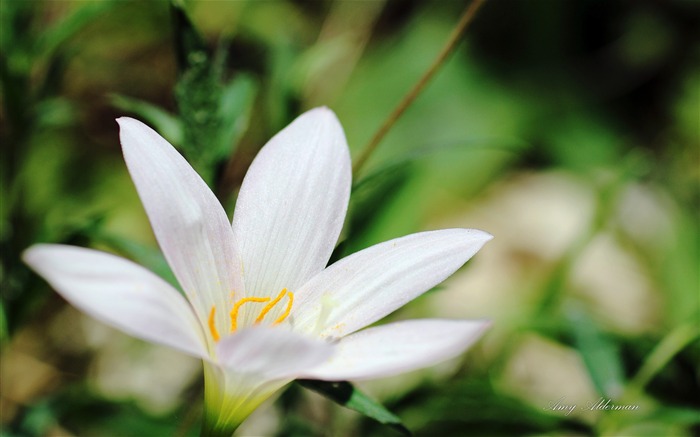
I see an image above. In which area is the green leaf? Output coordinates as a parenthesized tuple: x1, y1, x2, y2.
(46, 384, 199, 437)
(353, 136, 526, 192)
(345, 136, 526, 256)
(35, 98, 78, 128)
(37, 0, 119, 59)
(91, 230, 179, 291)
(297, 380, 411, 436)
(214, 74, 257, 160)
(641, 405, 700, 426)
(345, 158, 414, 255)
(566, 306, 625, 398)
(391, 379, 591, 436)
(110, 94, 183, 146)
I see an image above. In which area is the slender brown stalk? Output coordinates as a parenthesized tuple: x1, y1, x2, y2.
(352, 0, 487, 176)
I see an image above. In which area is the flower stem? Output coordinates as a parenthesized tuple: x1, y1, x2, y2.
(352, 0, 487, 176)
(200, 421, 239, 437)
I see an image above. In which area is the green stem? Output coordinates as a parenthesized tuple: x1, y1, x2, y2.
(352, 0, 487, 176)
(628, 322, 699, 394)
(596, 322, 699, 435)
(200, 420, 239, 437)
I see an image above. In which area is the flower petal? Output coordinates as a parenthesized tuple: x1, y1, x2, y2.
(23, 244, 208, 359)
(216, 327, 334, 380)
(295, 229, 493, 337)
(204, 328, 333, 433)
(303, 319, 490, 381)
(231, 107, 351, 300)
(118, 117, 243, 327)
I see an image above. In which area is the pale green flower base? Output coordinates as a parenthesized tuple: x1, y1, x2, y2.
(200, 363, 284, 437)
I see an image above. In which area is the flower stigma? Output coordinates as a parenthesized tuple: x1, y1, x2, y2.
(229, 297, 270, 332)
(208, 289, 295, 342)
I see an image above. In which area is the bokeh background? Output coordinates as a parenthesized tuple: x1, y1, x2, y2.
(1, 0, 699, 436)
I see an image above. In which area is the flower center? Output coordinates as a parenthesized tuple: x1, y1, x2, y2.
(207, 288, 294, 342)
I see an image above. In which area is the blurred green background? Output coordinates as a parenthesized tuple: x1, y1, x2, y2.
(1, 0, 699, 436)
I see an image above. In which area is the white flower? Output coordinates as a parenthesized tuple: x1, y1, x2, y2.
(23, 108, 492, 435)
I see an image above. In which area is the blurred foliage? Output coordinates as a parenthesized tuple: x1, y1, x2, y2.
(1, 0, 699, 436)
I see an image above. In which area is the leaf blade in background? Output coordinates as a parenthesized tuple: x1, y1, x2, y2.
(36, 0, 119, 59)
(298, 380, 411, 436)
(110, 94, 184, 147)
(566, 306, 625, 399)
(91, 230, 180, 292)
(215, 74, 257, 161)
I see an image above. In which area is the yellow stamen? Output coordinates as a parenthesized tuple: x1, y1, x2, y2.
(254, 288, 287, 324)
(230, 297, 270, 332)
(208, 306, 220, 342)
(273, 291, 294, 325)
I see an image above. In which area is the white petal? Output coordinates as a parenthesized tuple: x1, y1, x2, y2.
(216, 327, 334, 380)
(303, 319, 490, 381)
(294, 229, 492, 337)
(118, 117, 243, 327)
(23, 244, 208, 359)
(232, 107, 351, 300)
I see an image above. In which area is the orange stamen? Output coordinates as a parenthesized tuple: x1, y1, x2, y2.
(255, 288, 287, 324)
(273, 291, 294, 325)
(208, 306, 220, 342)
(230, 297, 270, 332)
